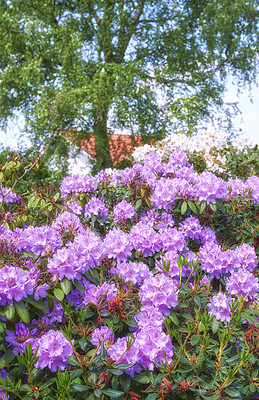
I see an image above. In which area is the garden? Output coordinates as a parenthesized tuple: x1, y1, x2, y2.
(0, 131, 258, 400)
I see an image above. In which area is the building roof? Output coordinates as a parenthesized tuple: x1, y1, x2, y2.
(80, 133, 145, 165)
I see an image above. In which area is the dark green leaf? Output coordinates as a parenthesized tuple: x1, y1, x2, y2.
(14, 301, 30, 324)
(102, 389, 125, 398)
(0, 348, 15, 368)
(71, 383, 89, 392)
(74, 279, 85, 293)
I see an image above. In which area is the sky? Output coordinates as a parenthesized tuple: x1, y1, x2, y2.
(0, 81, 259, 150)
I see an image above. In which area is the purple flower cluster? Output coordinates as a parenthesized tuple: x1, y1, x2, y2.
(199, 242, 257, 279)
(113, 261, 152, 286)
(151, 178, 193, 210)
(226, 270, 259, 300)
(113, 200, 136, 223)
(47, 229, 104, 281)
(0, 265, 37, 306)
(16, 225, 61, 256)
(5, 323, 37, 355)
(130, 221, 162, 256)
(90, 326, 114, 352)
(138, 273, 178, 316)
(207, 292, 232, 322)
(104, 228, 132, 262)
(52, 211, 84, 236)
(160, 228, 186, 252)
(140, 210, 174, 231)
(60, 175, 96, 196)
(82, 282, 118, 306)
(34, 330, 74, 372)
(85, 196, 108, 219)
(0, 187, 21, 204)
(195, 171, 227, 204)
(107, 305, 173, 375)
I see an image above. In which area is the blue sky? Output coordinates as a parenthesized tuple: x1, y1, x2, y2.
(0, 82, 258, 149)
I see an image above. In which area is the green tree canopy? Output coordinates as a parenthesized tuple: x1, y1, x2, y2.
(0, 0, 258, 170)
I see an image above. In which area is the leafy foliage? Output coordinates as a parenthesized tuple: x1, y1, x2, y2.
(0, 0, 259, 169)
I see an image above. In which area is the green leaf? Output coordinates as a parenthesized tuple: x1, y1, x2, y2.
(4, 304, 16, 320)
(14, 301, 30, 324)
(224, 388, 242, 398)
(102, 389, 125, 398)
(134, 199, 142, 211)
(134, 373, 151, 384)
(188, 200, 198, 214)
(181, 201, 188, 215)
(199, 201, 207, 214)
(119, 374, 131, 393)
(191, 335, 200, 346)
(209, 203, 217, 212)
(74, 279, 85, 293)
(26, 297, 48, 313)
(0, 348, 15, 368)
(54, 288, 65, 301)
(211, 317, 219, 334)
(145, 394, 158, 400)
(53, 193, 60, 202)
(71, 383, 89, 392)
(169, 313, 179, 326)
(60, 279, 72, 295)
(67, 355, 81, 367)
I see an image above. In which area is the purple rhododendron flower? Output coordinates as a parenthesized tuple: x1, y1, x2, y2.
(34, 330, 74, 372)
(139, 210, 174, 231)
(143, 152, 163, 173)
(245, 175, 259, 202)
(16, 225, 61, 256)
(226, 270, 259, 300)
(47, 229, 104, 281)
(91, 326, 114, 352)
(199, 242, 237, 278)
(34, 283, 50, 301)
(52, 211, 85, 236)
(139, 273, 178, 316)
(194, 171, 227, 204)
(151, 177, 194, 211)
(208, 292, 232, 322)
(68, 200, 83, 215)
(84, 196, 108, 219)
(5, 323, 38, 355)
(107, 336, 142, 377)
(134, 305, 164, 330)
(0, 187, 21, 204)
(113, 261, 153, 286)
(60, 175, 97, 197)
(133, 326, 174, 371)
(130, 221, 162, 256)
(82, 282, 118, 306)
(160, 228, 186, 252)
(0, 265, 36, 306)
(113, 200, 136, 223)
(179, 216, 203, 240)
(104, 228, 132, 262)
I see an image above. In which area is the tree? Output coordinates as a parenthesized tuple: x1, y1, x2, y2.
(0, 0, 258, 171)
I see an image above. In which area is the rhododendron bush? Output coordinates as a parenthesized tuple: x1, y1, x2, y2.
(0, 134, 258, 400)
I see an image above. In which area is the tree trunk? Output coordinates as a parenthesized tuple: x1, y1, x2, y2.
(93, 107, 113, 171)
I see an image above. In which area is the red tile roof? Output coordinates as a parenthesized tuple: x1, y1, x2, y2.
(80, 134, 145, 165)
